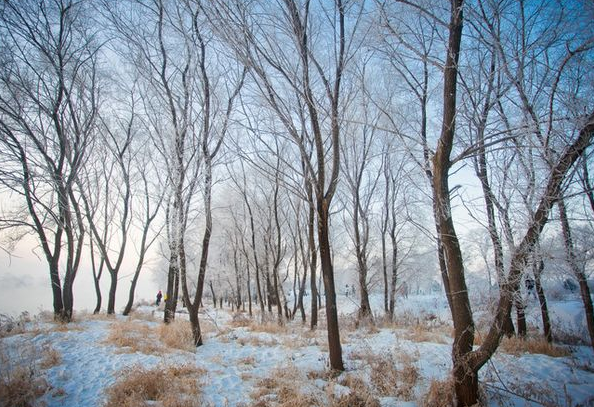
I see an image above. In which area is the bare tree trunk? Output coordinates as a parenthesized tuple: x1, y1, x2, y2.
(472, 48, 515, 337)
(515, 297, 527, 338)
(558, 198, 594, 349)
(533, 256, 552, 342)
(107, 273, 118, 315)
(318, 198, 344, 371)
(389, 232, 398, 318)
(89, 239, 104, 315)
(209, 281, 217, 309)
(431, 1, 478, 404)
(165, 251, 178, 322)
(308, 202, 319, 329)
(381, 229, 389, 314)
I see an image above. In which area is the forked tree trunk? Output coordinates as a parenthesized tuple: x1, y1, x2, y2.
(432, 0, 477, 403)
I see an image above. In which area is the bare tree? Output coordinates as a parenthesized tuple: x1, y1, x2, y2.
(209, 0, 367, 371)
(78, 89, 164, 315)
(0, 0, 100, 321)
(340, 86, 382, 323)
(428, 0, 594, 403)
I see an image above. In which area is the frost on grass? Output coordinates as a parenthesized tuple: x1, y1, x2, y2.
(104, 364, 205, 407)
(250, 364, 381, 407)
(419, 378, 455, 407)
(0, 339, 54, 407)
(105, 319, 195, 354)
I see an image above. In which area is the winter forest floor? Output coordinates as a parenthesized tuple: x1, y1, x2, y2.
(1, 293, 593, 407)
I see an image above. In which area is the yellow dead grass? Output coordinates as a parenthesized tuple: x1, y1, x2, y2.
(419, 378, 455, 407)
(104, 364, 205, 407)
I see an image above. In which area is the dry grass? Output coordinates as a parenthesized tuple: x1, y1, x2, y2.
(38, 343, 61, 370)
(0, 366, 50, 407)
(251, 365, 320, 407)
(0, 343, 50, 407)
(237, 335, 279, 347)
(104, 364, 205, 407)
(0, 313, 31, 338)
(370, 356, 419, 400)
(126, 310, 158, 322)
(249, 361, 383, 407)
(330, 392, 381, 407)
(107, 319, 198, 354)
(419, 378, 455, 407)
(400, 324, 450, 344)
(105, 321, 164, 355)
(247, 321, 289, 335)
(238, 356, 257, 366)
(49, 321, 85, 333)
(333, 375, 380, 407)
(230, 313, 252, 328)
(498, 337, 570, 357)
(349, 348, 419, 400)
(474, 331, 570, 357)
(157, 319, 195, 352)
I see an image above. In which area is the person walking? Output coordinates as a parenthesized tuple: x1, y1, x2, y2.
(156, 290, 163, 306)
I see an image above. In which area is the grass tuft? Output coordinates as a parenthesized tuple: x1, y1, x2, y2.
(498, 337, 570, 357)
(419, 378, 455, 407)
(105, 321, 164, 355)
(157, 319, 195, 352)
(38, 343, 61, 370)
(104, 364, 204, 407)
(0, 342, 50, 407)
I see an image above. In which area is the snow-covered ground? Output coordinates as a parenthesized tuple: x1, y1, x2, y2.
(1, 293, 593, 407)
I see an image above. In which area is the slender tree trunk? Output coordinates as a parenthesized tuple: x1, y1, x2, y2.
(209, 281, 217, 308)
(90, 240, 103, 315)
(165, 249, 178, 323)
(533, 257, 552, 342)
(515, 296, 527, 338)
(318, 198, 344, 371)
(432, 1, 478, 404)
(107, 271, 118, 314)
(473, 50, 515, 337)
(558, 198, 594, 349)
(381, 232, 389, 314)
(308, 203, 319, 328)
(389, 232, 398, 318)
(245, 252, 253, 316)
(246, 199, 265, 314)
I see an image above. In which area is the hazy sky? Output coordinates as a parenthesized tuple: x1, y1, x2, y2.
(0, 234, 160, 317)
